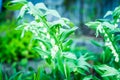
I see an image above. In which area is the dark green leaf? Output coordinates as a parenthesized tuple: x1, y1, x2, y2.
(9, 71, 23, 80)
(0, 64, 2, 80)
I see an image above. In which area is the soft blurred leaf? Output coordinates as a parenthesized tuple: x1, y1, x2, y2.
(18, 5, 27, 19)
(60, 27, 77, 42)
(113, 6, 120, 19)
(104, 11, 112, 18)
(63, 52, 77, 60)
(5, 0, 27, 10)
(46, 10, 61, 18)
(77, 56, 91, 72)
(95, 65, 119, 77)
(83, 75, 92, 80)
(28, 2, 44, 17)
(0, 64, 2, 80)
(64, 63, 70, 80)
(20, 58, 28, 66)
(9, 71, 23, 80)
(86, 22, 100, 30)
(91, 40, 103, 47)
(35, 3, 47, 10)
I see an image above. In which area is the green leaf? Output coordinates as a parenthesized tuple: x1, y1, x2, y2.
(33, 47, 50, 57)
(56, 51, 64, 76)
(34, 66, 41, 80)
(83, 75, 92, 80)
(95, 65, 119, 77)
(113, 6, 120, 19)
(114, 35, 120, 42)
(62, 18, 74, 28)
(64, 63, 70, 80)
(27, 2, 44, 17)
(21, 29, 25, 38)
(0, 64, 2, 80)
(102, 22, 114, 30)
(51, 19, 69, 28)
(60, 27, 77, 42)
(9, 71, 23, 80)
(5, 74, 9, 80)
(91, 39, 103, 47)
(96, 19, 110, 22)
(77, 56, 91, 72)
(63, 52, 77, 60)
(4, 0, 27, 10)
(77, 68, 86, 75)
(46, 10, 61, 18)
(35, 3, 47, 10)
(62, 39, 73, 51)
(18, 5, 27, 19)
(20, 58, 28, 66)
(86, 22, 100, 30)
(104, 11, 113, 18)
(33, 37, 52, 50)
(66, 61, 76, 72)
(63, 39, 73, 46)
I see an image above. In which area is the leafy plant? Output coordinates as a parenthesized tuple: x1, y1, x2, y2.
(4, 0, 95, 79)
(5, 0, 120, 80)
(0, 20, 39, 63)
(86, 5, 120, 79)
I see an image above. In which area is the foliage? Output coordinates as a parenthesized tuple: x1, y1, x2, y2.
(3, 0, 120, 80)
(86, 5, 120, 79)
(0, 20, 39, 63)
(4, 0, 95, 80)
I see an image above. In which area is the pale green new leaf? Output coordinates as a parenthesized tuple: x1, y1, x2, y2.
(95, 65, 119, 77)
(64, 63, 70, 80)
(77, 56, 91, 72)
(18, 4, 27, 19)
(104, 11, 112, 18)
(46, 10, 61, 18)
(86, 22, 101, 30)
(21, 29, 25, 38)
(103, 22, 115, 30)
(66, 61, 76, 72)
(35, 3, 47, 10)
(63, 52, 77, 60)
(28, 2, 44, 17)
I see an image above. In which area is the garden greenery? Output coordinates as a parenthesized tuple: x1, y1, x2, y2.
(2, 0, 120, 80)
(0, 20, 39, 63)
(5, 0, 93, 80)
(86, 5, 120, 79)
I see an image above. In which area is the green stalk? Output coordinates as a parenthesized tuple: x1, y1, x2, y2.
(103, 26, 119, 62)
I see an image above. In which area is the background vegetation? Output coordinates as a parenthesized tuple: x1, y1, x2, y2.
(0, 0, 120, 80)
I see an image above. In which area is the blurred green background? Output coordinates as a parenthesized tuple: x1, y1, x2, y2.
(0, 0, 120, 63)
